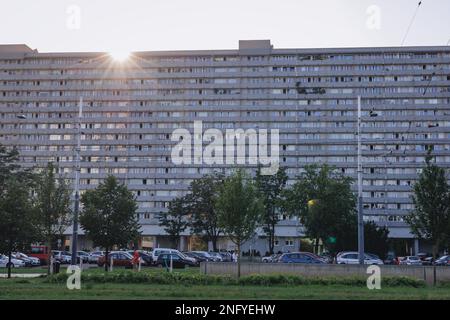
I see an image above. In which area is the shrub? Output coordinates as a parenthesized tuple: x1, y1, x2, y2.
(41, 270, 425, 288)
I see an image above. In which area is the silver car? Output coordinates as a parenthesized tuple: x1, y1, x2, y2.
(88, 251, 105, 264)
(336, 252, 384, 265)
(399, 256, 422, 266)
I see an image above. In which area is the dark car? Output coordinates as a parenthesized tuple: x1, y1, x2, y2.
(189, 251, 216, 262)
(278, 252, 326, 264)
(219, 252, 233, 262)
(155, 253, 199, 268)
(98, 251, 133, 268)
(184, 252, 207, 262)
(434, 255, 450, 266)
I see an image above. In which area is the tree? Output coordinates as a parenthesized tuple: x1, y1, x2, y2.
(186, 172, 224, 251)
(0, 145, 38, 278)
(80, 175, 140, 271)
(35, 162, 72, 274)
(364, 222, 390, 260)
(216, 169, 262, 277)
(282, 164, 357, 255)
(0, 175, 37, 278)
(405, 151, 450, 258)
(158, 197, 189, 249)
(0, 146, 20, 192)
(255, 166, 288, 254)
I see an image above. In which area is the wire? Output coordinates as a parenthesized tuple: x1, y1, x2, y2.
(401, 1, 422, 46)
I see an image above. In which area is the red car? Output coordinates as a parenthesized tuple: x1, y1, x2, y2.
(27, 245, 50, 265)
(97, 251, 133, 268)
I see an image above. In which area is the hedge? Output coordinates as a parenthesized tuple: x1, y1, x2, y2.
(42, 271, 426, 287)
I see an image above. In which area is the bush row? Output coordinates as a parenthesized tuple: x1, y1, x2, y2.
(42, 271, 426, 287)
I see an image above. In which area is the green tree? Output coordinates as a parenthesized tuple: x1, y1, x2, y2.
(0, 146, 20, 192)
(158, 197, 189, 249)
(282, 164, 356, 255)
(364, 222, 390, 260)
(186, 172, 224, 251)
(80, 175, 140, 271)
(216, 169, 262, 277)
(0, 175, 37, 278)
(35, 162, 72, 274)
(405, 151, 450, 258)
(255, 166, 288, 254)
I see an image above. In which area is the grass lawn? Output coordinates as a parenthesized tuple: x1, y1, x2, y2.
(1, 273, 450, 300)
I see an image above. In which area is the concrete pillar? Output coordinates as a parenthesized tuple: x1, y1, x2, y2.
(414, 239, 420, 255)
(179, 236, 186, 251)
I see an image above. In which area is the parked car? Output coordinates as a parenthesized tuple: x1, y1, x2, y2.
(278, 252, 326, 264)
(434, 255, 450, 266)
(12, 252, 41, 266)
(261, 253, 280, 263)
(399, 256, 422, 266)
(0, 254, 25, 268)
(77, 251, 90, 263)
(208, 252, 223, 262)
(151, 248, 196, 264)
(218, 252, 233, 262)
(97, 251, 133, 268)
(52, 250, 72, 264)
(417, 253, 434, 265)
(318, 253, 333, 264)
(27, 245, 50, 265)
(190, 251, 219, 262)
(155, 253, 199, 268)
(184, 251, 207, 262)
(383, 254, 397, 265)
(126, 250, 153, 265)
(336, 252, 384, 265)
(88, 251, 105, 264)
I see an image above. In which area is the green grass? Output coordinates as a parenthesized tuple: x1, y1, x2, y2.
(1, 278, 450, 300)
(1, 268, 450, 300)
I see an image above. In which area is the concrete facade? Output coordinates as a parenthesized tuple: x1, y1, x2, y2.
(1, 41, 449, 254)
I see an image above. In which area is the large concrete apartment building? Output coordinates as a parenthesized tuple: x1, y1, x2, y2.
(1, 40, 449, 255)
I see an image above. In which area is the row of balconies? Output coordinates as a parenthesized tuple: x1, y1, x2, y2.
(2, 67, 450, 81)
(2, 79, 450, 91)
(1, 54, 449, 69)
(1, 91, 449, 102)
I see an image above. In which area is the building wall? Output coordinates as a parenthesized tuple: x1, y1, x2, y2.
(1, 41, 450, 248)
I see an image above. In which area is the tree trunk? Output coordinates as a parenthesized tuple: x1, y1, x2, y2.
(269, 223, 275, 254)
(104, 248, 109, 272)
(47, 237, 52, 275)
(211, 236, 217, 252)
(237, 242, 241, 278)
(7, 240, 12, 279)
(432, 240, 440, 260)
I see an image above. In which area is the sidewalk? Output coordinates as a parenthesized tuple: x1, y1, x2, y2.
(0, 273, 44, 278)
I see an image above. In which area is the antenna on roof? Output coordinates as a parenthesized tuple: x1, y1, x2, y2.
(401, 1, 422, 46)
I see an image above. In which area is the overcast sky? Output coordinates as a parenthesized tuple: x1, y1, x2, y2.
(1, 0, 449, 53)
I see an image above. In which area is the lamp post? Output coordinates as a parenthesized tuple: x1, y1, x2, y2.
(71, 97, 83, 265)
(357, 96, 365, 264)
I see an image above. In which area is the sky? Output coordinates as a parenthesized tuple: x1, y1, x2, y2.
(1, 0, 450, 53)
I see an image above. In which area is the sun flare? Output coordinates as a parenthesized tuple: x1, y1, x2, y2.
(108, 50, 131, 62)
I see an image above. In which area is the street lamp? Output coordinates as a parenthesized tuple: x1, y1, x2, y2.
(71, 97, 83, 266)
(357, 96, 364, 264)
(357, 96, 382, 264)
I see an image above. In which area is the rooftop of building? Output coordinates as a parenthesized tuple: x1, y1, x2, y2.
(0, 40, 449, 59)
